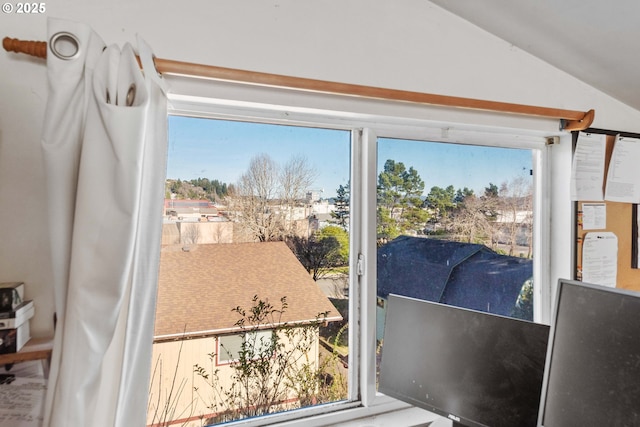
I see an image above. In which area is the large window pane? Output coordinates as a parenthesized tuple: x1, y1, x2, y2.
(375, 137, 536, 382)
(148, 117, 351, 426)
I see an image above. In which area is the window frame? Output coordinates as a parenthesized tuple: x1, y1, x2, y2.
(164, 91, 560, 427)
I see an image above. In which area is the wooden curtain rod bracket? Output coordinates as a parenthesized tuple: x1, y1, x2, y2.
(562, 109, 595, 131)
(3, 36, 595, 130)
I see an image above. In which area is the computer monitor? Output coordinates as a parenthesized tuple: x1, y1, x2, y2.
(379, 294, 550, 427)
(537, 279, 640, 426)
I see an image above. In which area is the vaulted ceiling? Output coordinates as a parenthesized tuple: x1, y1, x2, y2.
(431, 0, 640, 111)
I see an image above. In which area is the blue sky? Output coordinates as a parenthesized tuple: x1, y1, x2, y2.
(378, 138, 533, 195)
(167, 115, 532, 198)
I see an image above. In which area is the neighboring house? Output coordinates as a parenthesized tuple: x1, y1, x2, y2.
(310, 200, 335, 215)
(161, 220, 234, 245)
(495, 209, 532, 224)
(376, 236, 533, 341)
(312, 213, 335, 229)
(165, 199, 220, 220)
(149, 242, 342, 427)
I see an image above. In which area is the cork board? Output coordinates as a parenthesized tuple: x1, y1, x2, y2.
(574, 133, 640, 292)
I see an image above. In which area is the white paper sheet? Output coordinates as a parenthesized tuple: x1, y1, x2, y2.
(581, 203, 607, 230)
(605, 136, 640, 203)
(582, 232, 618, 288)
(571, 132, 606, 201)
(0, 377, 46, 426)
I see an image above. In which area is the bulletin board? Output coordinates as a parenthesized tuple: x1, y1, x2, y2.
(574, 131, 640, 292)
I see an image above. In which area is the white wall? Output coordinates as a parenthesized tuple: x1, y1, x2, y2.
(1, 0, 639, 347)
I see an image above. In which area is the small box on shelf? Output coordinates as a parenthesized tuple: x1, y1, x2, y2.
(0, 282, 24, 312)
(0, 283, 34, 355)
(0, 300, 34, 329)
(0, 321, 30, 354)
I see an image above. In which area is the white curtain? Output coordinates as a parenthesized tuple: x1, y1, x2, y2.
(41, 18, 168, 427)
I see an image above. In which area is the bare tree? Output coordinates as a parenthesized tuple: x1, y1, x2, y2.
(498, 176, 533, 256)
(444, 186, 500, 249)
(281, 155, 318, 232)
(447, 194, 491, 244)
(281, 155, 318, 205)
(228, 154, 284, 242)
(243, 153, 280, 201)
(227, 153, 317, 242)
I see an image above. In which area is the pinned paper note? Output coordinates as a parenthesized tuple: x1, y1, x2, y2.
(582, 232, 617, 288)
(571, 132, 606, 201)
(581, 203, 606, 230)
(605, 136, 640, 203)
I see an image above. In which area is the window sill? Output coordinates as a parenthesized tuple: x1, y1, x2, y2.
(333, 405, 442, 427)
(266, 397, 440, 427)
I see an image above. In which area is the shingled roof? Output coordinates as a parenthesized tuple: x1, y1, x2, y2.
(154, 242, 342, 340)
(377, 236, 533, 319)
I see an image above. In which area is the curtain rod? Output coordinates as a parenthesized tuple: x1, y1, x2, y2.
(3, 36, 595, 131)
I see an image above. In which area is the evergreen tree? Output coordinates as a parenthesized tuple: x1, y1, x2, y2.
(377, 159, 429, 243)
(425, 185, 456, 220)
(484, 182, 499, 198)
(332, 183, 350, 229)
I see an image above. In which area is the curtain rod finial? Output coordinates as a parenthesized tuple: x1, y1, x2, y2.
(3, 36, 47, 59)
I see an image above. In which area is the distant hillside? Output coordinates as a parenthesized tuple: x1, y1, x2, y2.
(166, 178, 232, 202)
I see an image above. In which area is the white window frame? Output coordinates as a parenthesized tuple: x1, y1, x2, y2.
(165, 89, 564, 427)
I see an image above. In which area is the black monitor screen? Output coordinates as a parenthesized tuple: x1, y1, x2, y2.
(538, 279, 640, 426)
(379, 294, 549, 427)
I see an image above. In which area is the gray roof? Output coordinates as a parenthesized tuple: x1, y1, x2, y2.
(377, 236, 533, 319)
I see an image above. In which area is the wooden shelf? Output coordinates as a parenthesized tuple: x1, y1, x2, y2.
(0, 336, 53, 366)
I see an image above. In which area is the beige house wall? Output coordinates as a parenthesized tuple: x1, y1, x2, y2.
(162, 221, 234, 246)
(148, 337, 216, 427)
(148, 331, 321, 427)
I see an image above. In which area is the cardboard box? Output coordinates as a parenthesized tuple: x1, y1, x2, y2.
(0, 282, 24, 312)
(0, 322, 30, 354)
(0, 300, 34, 329)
